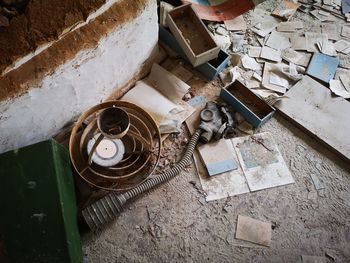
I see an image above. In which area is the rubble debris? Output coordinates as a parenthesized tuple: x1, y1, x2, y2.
(235, 215, 272, 246)
(306, 53, 339, 83)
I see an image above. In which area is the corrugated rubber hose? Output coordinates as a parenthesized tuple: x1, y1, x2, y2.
(82, 129, 202, 230)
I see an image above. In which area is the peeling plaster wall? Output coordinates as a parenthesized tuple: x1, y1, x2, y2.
(0, 0, 158, 154)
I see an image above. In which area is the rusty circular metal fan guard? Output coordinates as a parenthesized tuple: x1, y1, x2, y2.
(69, 101, 161, 191)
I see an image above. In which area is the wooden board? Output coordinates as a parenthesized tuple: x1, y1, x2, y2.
(275, 75, 350, 162)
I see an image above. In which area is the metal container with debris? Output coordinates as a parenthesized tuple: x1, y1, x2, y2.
(159, 26, 229, 79)
(166, 4, 220, 67)
(220, 80, 275, 127)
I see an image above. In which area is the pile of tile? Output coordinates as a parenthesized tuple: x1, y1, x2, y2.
(210, 0, 350, 101)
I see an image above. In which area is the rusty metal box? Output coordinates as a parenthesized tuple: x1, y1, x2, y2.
(220, 80, 275, 127)
(166, 4, 220, 67)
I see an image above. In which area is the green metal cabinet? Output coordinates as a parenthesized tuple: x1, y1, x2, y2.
(0, 140, 83, 263)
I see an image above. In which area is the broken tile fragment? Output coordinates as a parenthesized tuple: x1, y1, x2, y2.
(341, 25, 350, 38)
(260, 46, 282, 63)
(248, 46, 262, 58)
(305, 33, 328, 52)
(334, 39, 350, 52)
(321, 23, 338, 40)
(281, 48, 311, 67)
(272, 0, 300, 20)
(290, 36, 307, 50)
(235, 215, 272, 246)
(277, 21, 304, 32)
(265, 31, 291, 50)
(320, 40, 337, 56)
(224, 15, 247, 31)
(241, 54, 261, 71)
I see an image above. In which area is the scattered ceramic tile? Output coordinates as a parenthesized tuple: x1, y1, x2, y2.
(310, 173, 325, 190)
(320, 40, 337, 56)
(301, 255, 327, 263)
(269, 73, 289, 88)
(339, 74, 350, 91)
(251, 9, 281, 37)
(319, 10, 331, 16)
(324, 0, 333, 5)
(334, 39, 350, 52)
(341, 25, 350, 38)
(306, 53, 339, 83)
(262, 62, 302, 93)
(305, 32, 328, 52)
(339, 53, 350, 69)
(193, 147, 250, 202)
(231, 132, 295, 192)
(198, 139, 238, 176)
(277, 21, 304, 32)
(265, 31, 292, 50)
(224, 15, 247, 31)
(248, 46, 262, 58)
(235, 215, 272, 246)
(260, 46, 282, 63)
(321, 23, 339, 40)
(342, 0, 350, 13)
(272, 0, 300, 20)
(281, 48, 312, 67)
(252, 72, 262, 82)
(241, 54, 261, 71)
(290, 36, 307, 50)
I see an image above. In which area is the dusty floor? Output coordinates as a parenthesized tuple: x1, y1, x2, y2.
(83, 1, 350, 262)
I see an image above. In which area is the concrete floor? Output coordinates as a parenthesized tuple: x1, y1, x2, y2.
(83, 1, 350, 262)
